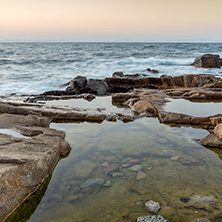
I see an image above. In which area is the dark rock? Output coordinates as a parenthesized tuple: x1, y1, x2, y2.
(191, 54, 222, 68)
(146, 68, 159, 74)
(71, 76, 87, 89)
(180, 197, 190, 203)
(85, 79, 110, 96)
(83, 93, 96, 101)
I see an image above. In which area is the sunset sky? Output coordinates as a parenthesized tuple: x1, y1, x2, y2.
(1, 0, 222, 42)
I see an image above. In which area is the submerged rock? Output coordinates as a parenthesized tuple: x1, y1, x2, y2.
(128, 165, 143, 172)
(136, 171, 146, 180)
(145, 200, 160, 213)
(79, 178, 105, 190)
(137, 215, 169, 222)
(190, 219, 211, 222)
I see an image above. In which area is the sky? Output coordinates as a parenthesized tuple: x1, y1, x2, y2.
(1, 0, 222, 42)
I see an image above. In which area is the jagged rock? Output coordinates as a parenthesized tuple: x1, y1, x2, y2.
(112, 93, 136, 103)
(0, 118, 71, 221)
(146, 68, 159, 74)
(112, 71, 124, 78)
(145, 200, 160, 213)
(85, 79, 110, 96)
(137, 215, 169, 222)
(190, 54, 222, 68)
(214, 123, 222, 139)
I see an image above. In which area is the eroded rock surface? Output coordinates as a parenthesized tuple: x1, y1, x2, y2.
(190, 54, 222, 68)
(0, 113, 71, 221)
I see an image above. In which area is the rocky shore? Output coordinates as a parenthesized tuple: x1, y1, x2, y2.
(1, 54, 222, 221)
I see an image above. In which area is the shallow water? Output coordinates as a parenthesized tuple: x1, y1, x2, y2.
(8, 117, 222, 222)
(164, 98, 222, 117)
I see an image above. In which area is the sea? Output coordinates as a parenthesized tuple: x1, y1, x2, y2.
(0, 42, 222, 95)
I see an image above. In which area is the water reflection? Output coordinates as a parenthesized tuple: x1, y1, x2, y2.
(9, 118, 222, 222)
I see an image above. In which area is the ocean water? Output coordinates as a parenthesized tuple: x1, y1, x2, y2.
(0, 42, 222, 95)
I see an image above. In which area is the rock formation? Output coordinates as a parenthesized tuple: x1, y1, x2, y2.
(190, 54, 222, 68)
(0, 113, 71, 221)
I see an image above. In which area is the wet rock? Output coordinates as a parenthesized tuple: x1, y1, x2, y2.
(132, 100, 157, 114)
(190, 219, 211, 222)
(190, 54, 222, 68)
(83, 93, 96, 101)
(129, 159, 141, 165)
(72, 160, 96, 178)
(106, 115, 117, 122)
(182, 161, 200, 167)
(86, 79, 110, 96)
(81, 187, 93, 194)
(200, 133, 222, 148)
(0, 116, 71, 221)
(137, 215, 169, 222)
(146, 68, 159, 74)
(71, 76, 87, 89)
(136, 171, 146, 180)
(189, 195, 215, 206)
(128, 165, 143, 172)
(121, 163, 131, 168)
(104, 180, 112, 187)
(170, 156, 184, 162)
(79, 178, 105, 190)
(145, 200, 160, 213)
(101, 161, 109, 168)
(112, 172, 124, 178)
(103, 163, 119, 175)
(112, 93, 136, 103)
(112, 71, 124, 78)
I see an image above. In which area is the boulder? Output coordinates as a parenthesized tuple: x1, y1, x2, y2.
(190, 54, 222, 68)
(85, 79, 110, 96)
(70, 76, 87, 89)
(200, 133, 222, 148)
(0, 115, 71, 221)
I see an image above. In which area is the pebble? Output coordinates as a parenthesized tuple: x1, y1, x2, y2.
(137, 215, 169, 222)
(112, 172, 124, 178)
(136, 171, 146, 180)
(129, 159, 141, 165)
(145, 200, 160, 213)
(128, 165, 143, 172)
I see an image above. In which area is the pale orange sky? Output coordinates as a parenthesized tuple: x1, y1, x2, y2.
(1, 0, 222, 41)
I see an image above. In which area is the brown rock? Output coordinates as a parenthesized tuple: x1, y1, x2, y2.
(112, 172, 124, 178)
(136, 171, 146, 180)
(191, 54, 221, 68)
(129, 159, 141, 165)
(104, 163, 119, 175)
(112, 93, 135, 103)
(200, 133, 222, 148)
(132, 100, 157, 114)
(214, 123, 222, 139)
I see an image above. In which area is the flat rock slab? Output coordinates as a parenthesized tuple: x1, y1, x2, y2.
(0, 114, 71, 221)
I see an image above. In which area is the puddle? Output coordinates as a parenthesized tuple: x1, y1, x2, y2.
(0, 128, 30, 139)
(45, 96, 132, 114)
(7, 118, 222, 222)
(164, 98, 222, 117)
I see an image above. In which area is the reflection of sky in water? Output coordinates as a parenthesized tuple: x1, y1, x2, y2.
(165, 98, 222, 117)
(0, 128, 29, 138)
(46, 96, 131, 114)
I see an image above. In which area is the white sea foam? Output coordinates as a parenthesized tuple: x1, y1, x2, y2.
(0, 42, 222, 95)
